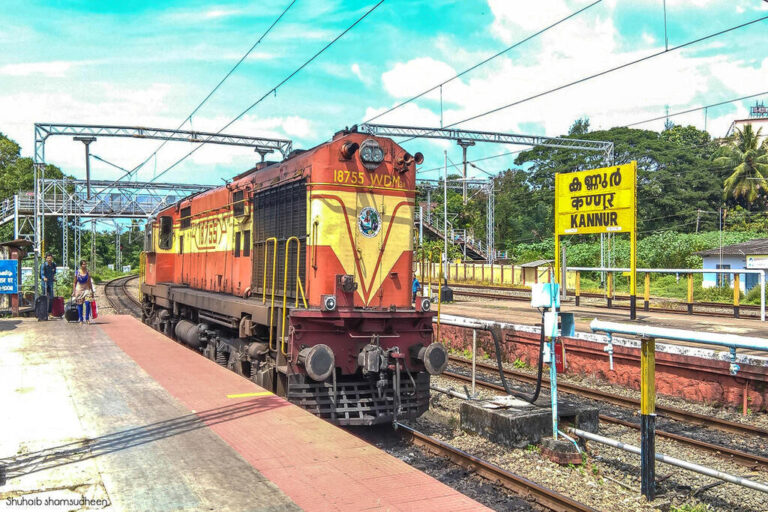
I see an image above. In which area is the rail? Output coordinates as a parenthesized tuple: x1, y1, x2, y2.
(262, 237, 278, 351)
(280, 237, 308, 356)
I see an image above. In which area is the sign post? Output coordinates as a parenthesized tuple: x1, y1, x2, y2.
(554, 161, 638, 319)
(0, 259, 19, 295)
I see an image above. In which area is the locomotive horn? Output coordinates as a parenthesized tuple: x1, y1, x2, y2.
(414, 152, 424, 165)
(340, 142, 359, 160)
(402, 153, 414, 165)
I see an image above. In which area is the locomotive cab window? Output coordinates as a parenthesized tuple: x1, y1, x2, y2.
(233, 190, 245, 217)
(180, 206, 191, 229)
(159, 215, 173, 250)
(243, 230, 250, 257)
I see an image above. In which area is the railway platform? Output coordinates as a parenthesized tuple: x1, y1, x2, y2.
(0, 316, 487, 512)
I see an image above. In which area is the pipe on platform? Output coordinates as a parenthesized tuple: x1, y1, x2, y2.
(431, 385, 471, 400)
(567, 427, 768, 494)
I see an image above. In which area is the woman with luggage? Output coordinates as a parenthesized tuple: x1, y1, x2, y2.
(72, 260, 95, 324)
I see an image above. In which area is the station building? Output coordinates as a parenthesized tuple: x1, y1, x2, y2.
(696, 238, 768, 292)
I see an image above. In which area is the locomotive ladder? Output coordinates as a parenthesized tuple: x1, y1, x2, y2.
(263, 236, 307, 356)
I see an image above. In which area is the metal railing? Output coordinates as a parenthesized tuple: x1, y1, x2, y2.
(569, 267, 766, 322)
(280, 237, 308, 356)
(262, 237, 278, 351)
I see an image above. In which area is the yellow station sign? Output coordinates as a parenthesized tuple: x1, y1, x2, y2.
(555, 162, 637, 235)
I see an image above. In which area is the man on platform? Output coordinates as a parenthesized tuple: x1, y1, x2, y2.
(40, 252, 56, 313)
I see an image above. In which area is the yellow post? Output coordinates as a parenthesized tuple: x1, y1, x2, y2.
(687, 273, 694, 315)
(644, 272, 650, 311)
(734, 273, 741, 318)
(575, 271, 581, 306)
(640, 336, 656, 499)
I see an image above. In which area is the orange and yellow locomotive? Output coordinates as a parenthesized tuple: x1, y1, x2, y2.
(140, 127, 447, 425)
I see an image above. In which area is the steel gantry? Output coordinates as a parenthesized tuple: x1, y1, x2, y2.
(28, 122, 293, 296)
(360, 123, 614, 262)
(358, 123, 614, 163)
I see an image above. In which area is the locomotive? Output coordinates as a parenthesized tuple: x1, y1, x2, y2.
(139, 127, 448, 426)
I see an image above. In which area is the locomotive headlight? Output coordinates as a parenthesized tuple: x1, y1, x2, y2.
(321, 294, 337, 312)
(359, 139, 384, 170)
(420, 297, 431, 311)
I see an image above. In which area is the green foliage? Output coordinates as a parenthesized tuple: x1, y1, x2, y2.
(670, 504, 711, 512)
(512, 358, 529, 369)
(715, 124, 768, 206)
(417, 240, 462, 262)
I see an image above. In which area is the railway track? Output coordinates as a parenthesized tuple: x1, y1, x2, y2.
(444, 358, 768, 471)
(104, 275, 142, 316)
(395, 422, 597, 512)
(447, 283, 760, 319)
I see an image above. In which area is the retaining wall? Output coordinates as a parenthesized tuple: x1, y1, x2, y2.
(438, 323, 768, 411)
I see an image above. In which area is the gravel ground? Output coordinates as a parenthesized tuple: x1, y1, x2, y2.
(430, 373, 768, 511)
(352, 425, 545, 512)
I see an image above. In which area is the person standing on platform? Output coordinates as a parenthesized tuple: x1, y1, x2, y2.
(412, 276, 421, 303)
(72, 260, 95, 324)
(40, 252, 56, 314)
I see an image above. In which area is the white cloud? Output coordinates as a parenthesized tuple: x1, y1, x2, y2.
(380, 57, 459, 101)
(367, 1, 768, 150)
(0, 61, 81, 77)
(641, 32, 656, 45)
(204, 8, 241, 19)
(351, 63, 365, 83)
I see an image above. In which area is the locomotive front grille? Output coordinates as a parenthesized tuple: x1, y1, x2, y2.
(286, 373, 430, 426)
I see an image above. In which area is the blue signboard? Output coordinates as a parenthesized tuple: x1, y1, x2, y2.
(0, 259, 18, 294)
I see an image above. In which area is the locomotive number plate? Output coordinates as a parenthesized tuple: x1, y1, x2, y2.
(195, 218, 222, 249)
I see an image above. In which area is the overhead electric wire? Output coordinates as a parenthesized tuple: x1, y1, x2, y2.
(399, 14, 768, 144)
(363, 0, 602, 124)
(150, 0, 385, 183)
(122, 0, 298, 182)
(90, 154, 133, 176)
(624, 91, 768, 127)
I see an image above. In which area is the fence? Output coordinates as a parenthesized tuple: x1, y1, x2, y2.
(414, 261, 767, 321)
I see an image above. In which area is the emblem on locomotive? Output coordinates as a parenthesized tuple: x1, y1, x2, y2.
(358, 207, 381, 237)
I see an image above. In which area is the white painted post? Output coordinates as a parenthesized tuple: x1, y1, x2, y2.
(472, 329, 477, 396)
(761, 271, 765, 322)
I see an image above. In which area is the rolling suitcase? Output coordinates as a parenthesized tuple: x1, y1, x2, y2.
(35, 296, 49, 321)
(51, 297, 65, 317)
(64, 300, 79, 322)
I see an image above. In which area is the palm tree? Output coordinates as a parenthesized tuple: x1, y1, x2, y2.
(715, 124, 768, 205)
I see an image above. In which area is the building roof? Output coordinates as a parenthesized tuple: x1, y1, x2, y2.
(520, 259, 553, 268)
(695, 239, 768, 257)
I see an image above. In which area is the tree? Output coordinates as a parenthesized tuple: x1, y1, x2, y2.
(715, 124, 768, 207)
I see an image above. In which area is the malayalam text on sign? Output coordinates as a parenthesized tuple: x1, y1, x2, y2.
(555, 162, 637, 236)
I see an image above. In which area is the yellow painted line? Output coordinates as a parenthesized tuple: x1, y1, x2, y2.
(226, 391, 274, 399)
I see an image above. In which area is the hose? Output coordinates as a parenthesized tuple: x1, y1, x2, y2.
(488, 314, 546, 405)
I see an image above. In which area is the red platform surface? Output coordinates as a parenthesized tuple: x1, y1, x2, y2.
(101, 316, 487, 512)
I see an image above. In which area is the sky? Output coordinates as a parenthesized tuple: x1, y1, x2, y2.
(0, 0, 766, 186)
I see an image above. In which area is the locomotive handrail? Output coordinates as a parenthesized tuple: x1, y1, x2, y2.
(138, 251, 146, 303)
(280, 236, 308, 356)
(263, 237, 278, 351)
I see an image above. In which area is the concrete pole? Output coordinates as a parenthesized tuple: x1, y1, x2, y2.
(443, 151, 449, 279)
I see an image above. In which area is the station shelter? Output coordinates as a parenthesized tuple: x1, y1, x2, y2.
(696, 238, 768, 292)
